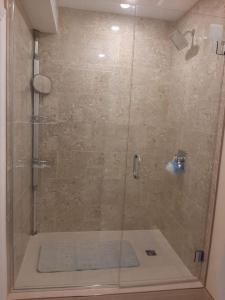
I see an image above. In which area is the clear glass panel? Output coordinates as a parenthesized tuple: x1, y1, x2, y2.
(7, 0, 34, 288)
(8, 0, 225, 293)
(120, 0, 225, 287)
(10, 0, 136, 291)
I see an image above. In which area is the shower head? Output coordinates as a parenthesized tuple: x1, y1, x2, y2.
(169, 30, 189, 51)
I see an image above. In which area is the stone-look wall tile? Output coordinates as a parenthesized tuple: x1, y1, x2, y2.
(192, 0, 225, 18)
(38, 8, 134, 232)
(57, 92, 130, 126)
(13, 188, 32, 272)
(42, 64, 132, 98)
(57, 122, 128, 153)
(10, 3, 33, 279)
(201, 31, 225, 278)
(123, 0, 225, 278)
(38, 8, 175, 234)
(156, 0, 225, 277)
(37, 2, 225, 282)
(158, 212, 203, 276)
(123, 17, 172, 232)
(37, 150, 127, 232)
(40, 8, 134, 67)
(36, 191, 58, 232)
(100, 179, 125, 230)
(124, 151, 167, 230)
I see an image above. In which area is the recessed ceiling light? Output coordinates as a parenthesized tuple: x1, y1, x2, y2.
(111, 25, 120, 32)
(157, 0, 165, 6)
(120, 3, 131, 9)
(98, 53, 106, 58)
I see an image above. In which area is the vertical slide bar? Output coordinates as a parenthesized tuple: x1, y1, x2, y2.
(32, 31, 40, 235)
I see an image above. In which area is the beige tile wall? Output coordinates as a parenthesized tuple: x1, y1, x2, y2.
(37, 0, 225, 280)
(157, 0, 225, 276)
(8, 1, 33, 280)
(124, 17, 173, 229)
(123, 0, 225, 277)
(38, 8, 173, 233)
(37, 8, 135, 232)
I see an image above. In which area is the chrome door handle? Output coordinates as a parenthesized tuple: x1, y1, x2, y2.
(133, 154, 141, 179)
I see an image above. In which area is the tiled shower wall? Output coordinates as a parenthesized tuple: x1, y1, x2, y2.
(158, 0, 225, 276)
(37, 9, 171, 232)
(37, 1, 225, 276)
(123, 0, 225, 276)
(37, 9, 135, 231)
(8, 2, 33, 278)
(123, 18, 173, 229)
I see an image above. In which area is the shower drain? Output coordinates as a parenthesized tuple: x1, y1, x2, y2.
(145, 250, 157, 256)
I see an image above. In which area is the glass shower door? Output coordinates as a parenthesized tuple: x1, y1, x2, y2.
(25, 6, 136, 290)
(10, 0, 225, 292)
(120, 0, 225, 288)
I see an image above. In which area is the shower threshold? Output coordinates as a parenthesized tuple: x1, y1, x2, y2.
(14, 230, 198, 292)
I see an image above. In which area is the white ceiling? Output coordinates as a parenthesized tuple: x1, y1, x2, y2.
(58, 0, 200, 21)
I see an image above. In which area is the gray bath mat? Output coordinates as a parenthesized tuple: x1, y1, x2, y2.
(38, 240, 139, 273)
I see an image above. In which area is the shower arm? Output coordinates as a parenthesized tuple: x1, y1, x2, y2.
(183, 29, 195, 38)
(182, 29, 196, 47)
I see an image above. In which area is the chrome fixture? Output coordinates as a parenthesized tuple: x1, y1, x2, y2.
(166, 150, 186, 175)
(32, 30, 52, 235)
(169, 29, 195, 51)
(194, 250, 205, 263)
(174, 150, 186, 171)
(32, 30, 40, 235)
(216, 41, 225, 55)
(146, 250, 157, 256)
(209, 24, 225, 55)
(32, 159, 50, 169)
(133, 154, 141, 179)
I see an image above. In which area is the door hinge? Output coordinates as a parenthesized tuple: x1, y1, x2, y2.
(216, 41, 225, 55)
(194, 250, 205, 263)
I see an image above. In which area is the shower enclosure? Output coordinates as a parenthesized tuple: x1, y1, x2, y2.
(7, 0, 225, 294)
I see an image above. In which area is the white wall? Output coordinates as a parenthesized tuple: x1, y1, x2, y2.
(20, 0, 58, 33)
(207, 131, 225, 300)
(0, 1, 7, 300)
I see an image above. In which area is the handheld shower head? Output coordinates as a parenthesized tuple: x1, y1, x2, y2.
(33, 74, 52, 95)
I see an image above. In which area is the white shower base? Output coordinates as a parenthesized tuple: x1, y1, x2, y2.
(15, 230, 196, 290)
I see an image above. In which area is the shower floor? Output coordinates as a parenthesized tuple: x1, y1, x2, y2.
(15, 230, 196, 290)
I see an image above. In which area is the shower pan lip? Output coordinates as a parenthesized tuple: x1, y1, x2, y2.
(9, 229, 203, 299)
(13, 230, 197, 292)
(8, 281, 203, 300)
